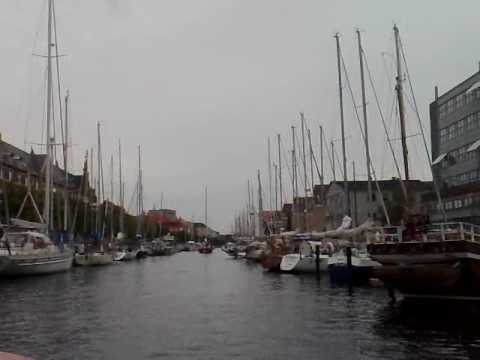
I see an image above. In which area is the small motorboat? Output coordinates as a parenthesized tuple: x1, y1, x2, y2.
(198, 239, 213, 254)
(74, 252, 113, 266)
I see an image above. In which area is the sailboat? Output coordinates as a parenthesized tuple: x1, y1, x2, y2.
(367, 25, 480, 300)
(0, 0, 73, 276)
(74, 123, 113, 266)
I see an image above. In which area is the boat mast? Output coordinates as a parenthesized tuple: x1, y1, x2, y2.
(357, 29, 373, 218)
(331, 140, 336, 181)
(277, 134, 283, 209)
(268, 137, 272, 212)
(394, 24, 409, 181)
(335, 33, 350, 217)
(136, 145, 143, 237)
(118, 139, 124, 234)
(204, 185, 208, 238)
(43, 0, 54, 233)
(257, 169, 263, 236)
(96, 122, 102, 239)
(63, 90, 69, 234)
(300, 113, 308, 197)
(110, 154, 114, 240)
(319, 125, 324, 185)
(291, 126, 297, 230)
(307, 130, 314, 192)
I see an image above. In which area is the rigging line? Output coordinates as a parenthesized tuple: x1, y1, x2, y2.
(52, 0, 65, 167)
(363, 46, 407, 200)
(399, 36, 446, 221)
(340, 47, 391, 225)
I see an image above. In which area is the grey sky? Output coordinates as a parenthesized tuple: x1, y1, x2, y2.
(1, 0, 479, 232)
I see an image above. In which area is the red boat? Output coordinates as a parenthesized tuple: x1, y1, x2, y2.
(261, 236, 291, 272)
(0, 353, 33, 360)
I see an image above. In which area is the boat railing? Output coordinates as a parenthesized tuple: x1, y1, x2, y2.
(370, 222, 480, 244)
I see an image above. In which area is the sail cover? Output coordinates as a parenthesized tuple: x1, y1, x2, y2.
(432, 153, 448, 166)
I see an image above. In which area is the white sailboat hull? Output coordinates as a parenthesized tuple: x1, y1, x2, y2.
(280, 253, 329, 273)
(0, 250, 73, 276)
(74, 253, 113, 266)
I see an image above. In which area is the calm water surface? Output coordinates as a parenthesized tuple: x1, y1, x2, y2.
(1, 250, 480, 360)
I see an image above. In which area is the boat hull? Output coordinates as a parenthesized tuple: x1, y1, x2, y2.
(328, 254, 378, 284)
(280, 254, 329, 273)
(0, 251, 73, 276)
(74, 253, 113, 266)
(368, 240, 480, 299)
(261, 255, 283, 272)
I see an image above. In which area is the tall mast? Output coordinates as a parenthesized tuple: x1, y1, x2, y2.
(291, 126, 297, 230)
(331, 140, 336, 181)
(257, 169, 263, 236)
(204, 185, 208, 230)
(357, 29, 373, 218)
(63, 90, 69, 233)
(96, 122, 102, 238)
(118, 139, 124, 234)
(319, 125, 324, 185)
(43, 0, 54, 232)
(300, 113, 307, 197)
(268, 138, 272, 211)
(277, 134, 283, 209)
(335, 33, 350, 216)
(137, 145, 143, 237)
(274, 163, 278, 212)
(308, 129, 314, 194)
(394, 24, 409, 181)
(110, 154, 114, 240)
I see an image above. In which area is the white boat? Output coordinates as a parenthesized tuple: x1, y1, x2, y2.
(74, 252, 113, 266)
(123, 249, 137, 261)
(280, 241, 330, 273)
(0, 231, 73, 276)
(113, 251, 126, 261)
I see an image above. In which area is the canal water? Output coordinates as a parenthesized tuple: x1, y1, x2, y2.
(1, 250, 480, 360)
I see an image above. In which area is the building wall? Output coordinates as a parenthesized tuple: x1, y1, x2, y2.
(430, 70, 480, 223)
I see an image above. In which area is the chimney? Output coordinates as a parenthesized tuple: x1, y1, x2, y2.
(478, 61, 480, 72)
(434, 86, 439, 101)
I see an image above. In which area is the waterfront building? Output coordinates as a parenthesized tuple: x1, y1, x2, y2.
(429, 67, 480, 223)
(0, 134, 84, 194)
(326, 180, 433, 228)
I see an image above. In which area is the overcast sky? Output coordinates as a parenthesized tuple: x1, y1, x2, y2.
(1, 0, 479, 232)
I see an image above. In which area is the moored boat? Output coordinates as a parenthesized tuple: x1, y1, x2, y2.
(280, 240, 331, 273)
(74, 252, 113, 266)
(328, 248, 379, 284)
(368, 222, 480, 300)
(0, 230, 73, 276)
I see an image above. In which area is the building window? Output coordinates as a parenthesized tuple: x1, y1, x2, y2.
(465, 196, 473, 207)
(449, 124, 457, 140)
(454, 199, 463, 209)
(447, 99, 455, 114)
(457, 119, 465, 136)
(456, 94, 465, 109)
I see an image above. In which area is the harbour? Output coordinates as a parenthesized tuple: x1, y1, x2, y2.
(2, 0, 480, 359)
(2, 251, 480, 360)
